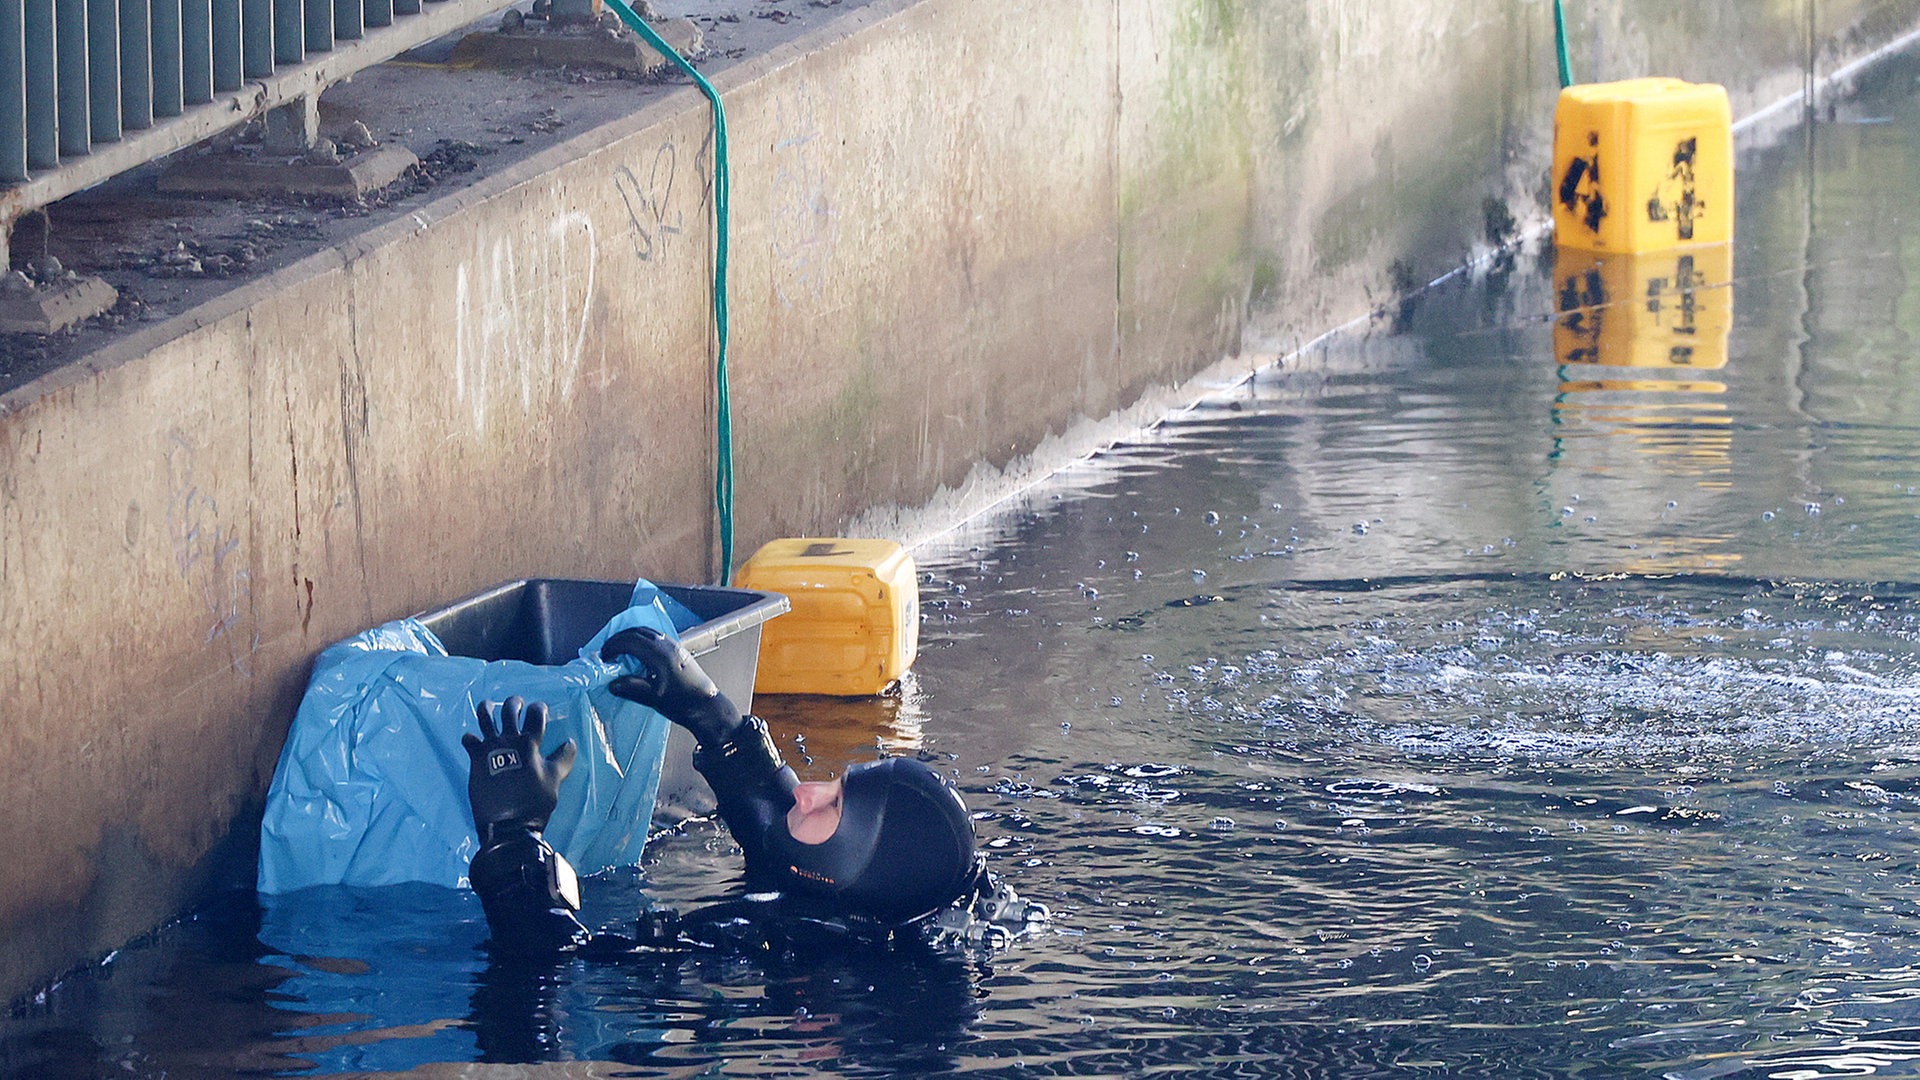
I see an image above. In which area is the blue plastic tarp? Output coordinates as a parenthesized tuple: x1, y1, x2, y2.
(258, 581, 697, 894)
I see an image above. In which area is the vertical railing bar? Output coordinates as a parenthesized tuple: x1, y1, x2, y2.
(85, 0, 118, 141)
(303, 0, 330, 53)
(151, 0, 181, 117)
(55, 0, 86, 156)
(181, 0, 209, 104)
(0, 0, 28, 183)
(271, 0, 297, 63)
(120, 0, 152, 129)
(241, 0, 269, 76)
(25, 0, 56, 169)
(363, 0, 390, 30)
(210, 0, 238, 91)
(332, 0, 359, 40)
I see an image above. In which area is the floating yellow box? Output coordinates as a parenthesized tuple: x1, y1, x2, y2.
(1552, 244, 1733, 371)
(737, 538, 919, 696)
(1553, 78, 1733, 253)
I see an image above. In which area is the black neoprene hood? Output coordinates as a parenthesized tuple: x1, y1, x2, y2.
(766, 757, 977, 924)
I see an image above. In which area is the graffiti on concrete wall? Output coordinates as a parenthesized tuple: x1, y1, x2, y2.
(453, 211, 598, 433)
(165, 430, 254, 673)
(613, 141, 686, 265)
(770, 82, 837, 309)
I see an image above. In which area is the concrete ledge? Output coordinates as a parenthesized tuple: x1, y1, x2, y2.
(0, 275, 117, 335)
(449, 16, 703, 74)
(157, 144, 422, 200)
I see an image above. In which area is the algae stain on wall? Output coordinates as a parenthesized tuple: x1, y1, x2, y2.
(1120, 0, 1254, 222)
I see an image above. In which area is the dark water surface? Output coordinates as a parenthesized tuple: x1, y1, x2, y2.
(17, 52, 1920, 1080)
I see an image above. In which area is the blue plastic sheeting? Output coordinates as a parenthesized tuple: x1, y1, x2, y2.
(258, 581, 698, 894)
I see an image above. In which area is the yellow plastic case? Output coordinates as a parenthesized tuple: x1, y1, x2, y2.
(1553, 78, 1733, 253)
(737, 538, 919, 696)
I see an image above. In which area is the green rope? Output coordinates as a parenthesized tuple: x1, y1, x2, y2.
(602, 0, 735, 585)
(1554, 0, 1574, 88)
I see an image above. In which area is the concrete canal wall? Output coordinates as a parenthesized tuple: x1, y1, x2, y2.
(1, 0, 1915, 1002)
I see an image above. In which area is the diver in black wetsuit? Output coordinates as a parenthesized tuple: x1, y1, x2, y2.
(463, 627, 1029, 958)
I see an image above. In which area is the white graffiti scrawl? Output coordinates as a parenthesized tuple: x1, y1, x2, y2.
(453, 212, 598, 432)
(165, 431, 254, 673)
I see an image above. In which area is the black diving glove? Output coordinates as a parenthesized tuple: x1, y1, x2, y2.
(601, 626, 742, 746)
(462, 696, 578, 843)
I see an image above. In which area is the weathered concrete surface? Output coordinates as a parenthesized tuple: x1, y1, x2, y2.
(155, 143, 422, 199)
(1, 0, 1918, 1004)
(448, 13, 704, 73)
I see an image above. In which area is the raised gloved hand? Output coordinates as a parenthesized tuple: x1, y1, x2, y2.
(601, 626, 740, 746)
(462, 696, 578, 843)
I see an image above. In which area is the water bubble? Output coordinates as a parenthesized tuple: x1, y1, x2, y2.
(1109, 697, 1124, 707)
(1667, 501, 1678, 510)
(1274, 820, 1289, 831)
(1413, 955, 1434, 972)
(1191, 569, 1207, 582)
(1352, 521, 1370, 535)
(1762, 510, 1776, 521)
(1561, 506, 1574, 517)
(1807, 502, 1823, 517)
(1204, 511, 1221, 526)
(1061, 721, 1073, 731)
(1125, 551, 1140, 562)
(1209, 816, 1236, 830)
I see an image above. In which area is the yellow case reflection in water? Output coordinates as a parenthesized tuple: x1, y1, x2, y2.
(1553, 244, 1733, 371)
(1551, 245, 1737, 488)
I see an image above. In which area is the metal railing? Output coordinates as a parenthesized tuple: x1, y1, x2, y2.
(0, 0, 514, 227)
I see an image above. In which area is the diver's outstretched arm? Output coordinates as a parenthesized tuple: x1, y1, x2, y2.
(602, 627, 798, 865)
(463, 697, 591, 954)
